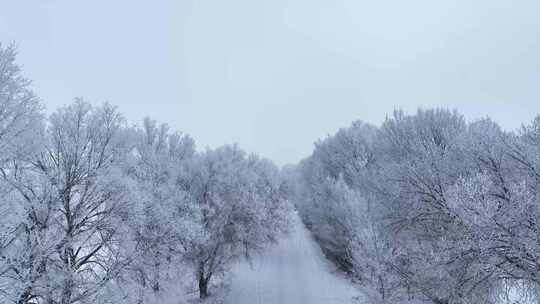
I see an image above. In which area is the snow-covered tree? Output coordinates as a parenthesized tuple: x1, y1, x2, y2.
(7, 100, 131, 304)
(294, 119, 404, 304)
(181, 145, 290, 299)
(0, 43, 44, 167)
(117, 118, 201, 304)
(45, 100, 130, 304)
(0, 43, 46, 304)
(294, 109, 540, 304)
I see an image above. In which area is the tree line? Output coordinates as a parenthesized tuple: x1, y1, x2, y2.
(0, 44, 291, 304)
(292, 107, 540, 303)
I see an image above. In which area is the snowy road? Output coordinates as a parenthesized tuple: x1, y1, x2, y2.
(225, 213, 360, 304)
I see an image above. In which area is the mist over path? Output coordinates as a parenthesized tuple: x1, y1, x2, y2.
(226, 212, 361, 304)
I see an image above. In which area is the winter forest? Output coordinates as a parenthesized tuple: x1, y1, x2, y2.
(2, 41, 540, 304)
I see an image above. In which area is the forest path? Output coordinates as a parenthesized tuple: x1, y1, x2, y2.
(225, 212, 361, 304)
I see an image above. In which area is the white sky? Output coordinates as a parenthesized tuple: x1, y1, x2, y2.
(1, 0, 539, 165)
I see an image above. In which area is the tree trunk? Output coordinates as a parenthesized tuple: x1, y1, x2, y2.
(198, 273, 210, 299)
(17, 288, 31, 304)
(61, 280, 73, 304)
(152, 255, 160, 292)
(137, 269, 146, 304)
(61, 247, 74, 304)
(152, 281, 160, 293)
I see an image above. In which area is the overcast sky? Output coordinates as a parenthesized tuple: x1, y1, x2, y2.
(1, 0, 539, 165)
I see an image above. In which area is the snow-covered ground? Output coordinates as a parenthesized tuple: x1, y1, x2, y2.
(225, 213, 361, 304)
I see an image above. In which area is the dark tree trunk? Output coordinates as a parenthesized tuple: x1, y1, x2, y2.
(17, 288, 31, 304)
(152, 281, 160, 292)
(137, 269, 146, 304)
(198, 274, 210, 299)
(152, 256, 160, 292)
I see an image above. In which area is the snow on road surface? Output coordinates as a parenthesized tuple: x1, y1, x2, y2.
(226, 212, 361, 304)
